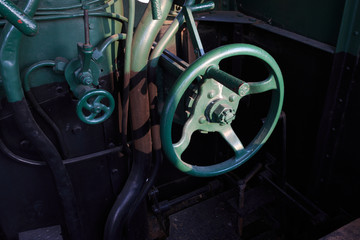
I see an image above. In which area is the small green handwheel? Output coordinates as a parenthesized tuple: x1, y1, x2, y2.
(76, 89, 115, 124)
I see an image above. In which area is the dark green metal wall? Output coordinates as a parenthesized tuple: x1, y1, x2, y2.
(238, 0, 345, 46)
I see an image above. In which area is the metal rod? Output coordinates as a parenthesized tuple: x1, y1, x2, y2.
(0, 137, 124, 166)
(83, 9, 90, 46)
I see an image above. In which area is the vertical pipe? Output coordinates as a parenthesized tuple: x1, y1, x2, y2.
(121, 0, 135, 153)
(104, 1, 173, 239)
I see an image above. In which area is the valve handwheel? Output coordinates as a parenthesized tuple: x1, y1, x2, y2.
(76, 89, 115, 124)
(160, 44, 284, 177)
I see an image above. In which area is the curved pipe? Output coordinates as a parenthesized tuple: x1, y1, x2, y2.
(22, 60, 69, 157)
(103, 1, 173, 239)
(0, 1, 84, 239)
(148, 0, 214, 83)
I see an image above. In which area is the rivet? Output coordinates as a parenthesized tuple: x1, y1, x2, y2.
(56, 86, 64, 94)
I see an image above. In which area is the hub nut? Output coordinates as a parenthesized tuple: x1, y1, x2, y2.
(212, 103, 236, 125)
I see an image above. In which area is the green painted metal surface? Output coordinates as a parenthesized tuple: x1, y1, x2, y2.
(0, 0, 38, 36)
(238, 0, 345, 46)
(150, 0, 162, 20)
(0, 0, 40, 102)
(0, 0, 124, 100)
(184, 5, 205, 57)
(148, 0, 215, 73)
(160, 43, 284, 177)
(335, 0, 360, 55)
(131, 0, 173, 73)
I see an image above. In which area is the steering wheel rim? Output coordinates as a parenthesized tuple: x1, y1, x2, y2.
(160, 43, 284, 177)
(76, 89, 115, 124)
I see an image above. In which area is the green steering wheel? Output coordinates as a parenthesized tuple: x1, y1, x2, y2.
(160, 44, 284, 177)
(76, 89, 115, 124)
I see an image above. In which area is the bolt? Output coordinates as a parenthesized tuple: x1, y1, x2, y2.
(72, 126, 82, 135)
(207, 91, 215, 99)
(56, 86, 64, 94)
(99, 79, 105, 85)
(79, 72, 93, 85)
(199, 116, 207, 124)
(83, 76, 93, 85)
(229, 95, 237, 102)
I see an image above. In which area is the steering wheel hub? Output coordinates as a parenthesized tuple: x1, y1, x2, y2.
(212, 103, 235, 125)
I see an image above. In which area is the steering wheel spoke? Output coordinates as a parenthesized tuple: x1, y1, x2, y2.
(219, 125, 245, 158)
(173, 122, 196, 158)
(248, 74, 277, 94)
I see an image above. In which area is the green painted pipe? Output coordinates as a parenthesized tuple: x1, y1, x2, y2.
(0, 0, 38, 36)
(148, 1, 215, 78)
(92, 33, 127, 60)
(23, 60, 56, 92)
(150, 0, 162, 20)
(37, 0, 101, 11)
(0, 0, 40, 102)
(104, 2, 174, 239)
